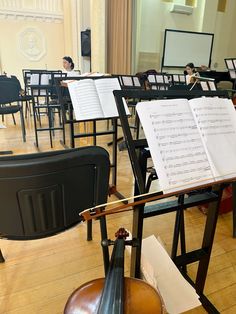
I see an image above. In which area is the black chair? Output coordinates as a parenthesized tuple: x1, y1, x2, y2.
(0, 78, 26, 141)
(0, 147, 110, 262)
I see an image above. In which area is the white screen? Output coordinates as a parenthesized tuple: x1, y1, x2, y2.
(163, 30, 214, 68)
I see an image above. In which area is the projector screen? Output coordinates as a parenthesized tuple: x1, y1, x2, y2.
(162, 29, 214, 68)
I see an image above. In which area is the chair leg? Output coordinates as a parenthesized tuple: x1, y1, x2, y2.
(19, 103, 26, 142)
(32, 100, 39, 147)
(87, 220, 92, 241)
(0, 249, 5, 263)
(9, 103, 16, 125)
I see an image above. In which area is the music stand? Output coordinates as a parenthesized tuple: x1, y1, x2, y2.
(225, 58, 236, 89)
(114, 89, 231, 313)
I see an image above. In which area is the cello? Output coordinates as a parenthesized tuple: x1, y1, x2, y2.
(64, 228, 165, 314)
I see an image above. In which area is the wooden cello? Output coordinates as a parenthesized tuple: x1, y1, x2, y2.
(64, 228, 164, 314)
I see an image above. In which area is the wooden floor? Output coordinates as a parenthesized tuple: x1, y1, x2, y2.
(0, 112, 236, 314)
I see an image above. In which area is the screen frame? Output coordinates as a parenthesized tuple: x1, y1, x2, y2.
(161, 29, 214, 69)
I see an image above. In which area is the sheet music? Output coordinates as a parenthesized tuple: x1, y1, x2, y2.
(200, 81, 208, 91)
(68, 79, 103, 121)
(30, 74, 39, 85)
(95, 78, 130, 117)
(148, 75, 155, 83)
(136, 99, 214, 193)
(122, 76, 133, 86)
(229, 70, 236, 79)
(190, 97, 236, 180)
(208, 81, 216, 91)
(156, 75, 164, 83)
(164, 76, 169, 84)
(133, 77, 141, 87)
(226, 59, 234, 70)
(173, 75, 179, 82)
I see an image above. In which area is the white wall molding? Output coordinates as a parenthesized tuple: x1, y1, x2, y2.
(0, 0, 63, 22)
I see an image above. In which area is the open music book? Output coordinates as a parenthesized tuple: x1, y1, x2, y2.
(67, 78, 130, 121)
(136, 97, 236, 193)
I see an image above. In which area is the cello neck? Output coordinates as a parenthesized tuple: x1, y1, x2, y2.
(97, 230, 127, 314)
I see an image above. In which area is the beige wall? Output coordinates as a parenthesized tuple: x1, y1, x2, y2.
(136, 0, 236, 72)
(1, 0, 235, 80)
(0, 0, 68, 84)
(0, 19, 65, 84)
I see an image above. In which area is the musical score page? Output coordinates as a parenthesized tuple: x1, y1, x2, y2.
(68, 79, 103, 121)
(136, 99, 214, 193)
(95, 78, 130, 117)
(190, 97, 236, 180)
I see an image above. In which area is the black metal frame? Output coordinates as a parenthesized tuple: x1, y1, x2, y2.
(55, 76, 124, 200)
(162, 29, 214, 69)
(224, 58, 236, 90)
(24, 70, 66, 148)
(114, 89, 230, 313)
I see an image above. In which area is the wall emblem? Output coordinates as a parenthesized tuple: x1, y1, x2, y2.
(18, 28, 46, 61)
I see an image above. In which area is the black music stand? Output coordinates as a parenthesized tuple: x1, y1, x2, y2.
(55, 76, 125, 201)
(114, 89, 230, 313)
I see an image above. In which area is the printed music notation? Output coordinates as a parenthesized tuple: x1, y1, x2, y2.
(67, 78, 130, 121)
(136, 97, 236, 193)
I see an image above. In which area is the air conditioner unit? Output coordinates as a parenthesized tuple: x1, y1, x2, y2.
(170, 4, 193, 15)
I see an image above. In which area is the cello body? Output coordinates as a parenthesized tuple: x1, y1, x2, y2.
(64, 228, 165, 314)
(64, 277, 164, 314)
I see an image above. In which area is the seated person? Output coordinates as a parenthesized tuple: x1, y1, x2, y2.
(62, 56, 78, 77)
(185, 62, 199, 84)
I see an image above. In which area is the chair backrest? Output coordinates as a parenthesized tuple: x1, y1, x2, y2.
(0, 147, 110, 240)
(0, 79, 20, 105)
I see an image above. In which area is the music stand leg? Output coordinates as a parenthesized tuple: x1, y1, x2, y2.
(195, 185, 224, 309)
(0, 249, 5, 263)
(232, 182, 236, 237)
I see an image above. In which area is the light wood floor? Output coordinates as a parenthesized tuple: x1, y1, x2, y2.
(0, 113, 236, 314)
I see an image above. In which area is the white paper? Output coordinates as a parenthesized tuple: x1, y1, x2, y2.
(136, 99, 214, 193)
(190, 97, 236, 180)
(229, 70, 236, 79)
(148, 75, 155, 83)
(133, 77, 141, 87)
(164, 75, 169, 84)
(173, 75, 179, 82)
(121, 76, 133, 86)
(30, 74, 39, 85)
(233, 59, 236, 68)
(68, 79, 103, 120)
(208, 81, 216, 91)
(141, 235, 201, 314)
(226, 59, 234, 70)
(95, 78, 130, 117)
(68, 78, 129, 120)
(200, 81, 208, 91)
(156, 75, 164, 83)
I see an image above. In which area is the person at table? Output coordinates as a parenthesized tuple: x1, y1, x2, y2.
(62, 56, 77, 77)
